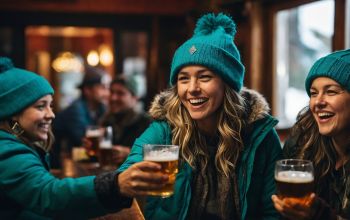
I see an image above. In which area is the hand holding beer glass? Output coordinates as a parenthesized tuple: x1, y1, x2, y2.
(275, 159, 314, 206)
(143, 144, 179, 198)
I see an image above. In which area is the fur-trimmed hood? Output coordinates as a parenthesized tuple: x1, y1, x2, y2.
(149, 87, 270, 124)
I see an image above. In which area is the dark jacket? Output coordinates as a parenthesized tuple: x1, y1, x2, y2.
(118, 88, 283, 220)
(101, 109, 152, 148)
(53, 98, 106, 148)
(51, 98, 106, 168)
(0, 130, 131, 219)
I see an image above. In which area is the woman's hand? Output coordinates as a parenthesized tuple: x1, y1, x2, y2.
(271, 194, 316, 220)
(117, 161, 169, 197)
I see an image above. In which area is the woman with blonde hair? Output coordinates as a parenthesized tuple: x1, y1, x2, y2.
(272, 49, 350, 219)
(117, 13, 282, 220)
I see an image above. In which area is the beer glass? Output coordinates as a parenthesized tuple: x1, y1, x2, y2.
(85, 126, 102, 159)
(143, 144, 179, 198)
(98, 126, 116, 170)
(275, 159, 314, 204)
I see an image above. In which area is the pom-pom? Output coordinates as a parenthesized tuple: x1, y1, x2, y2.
(194, 13, 237, 38)
(0, 57, 14, 73)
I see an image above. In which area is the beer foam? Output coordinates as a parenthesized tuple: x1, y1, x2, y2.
(86, 129, 101, 137)
(276, 171, 314, 183)
(100, 140, 112, 149)
(144, 151, 178, 162)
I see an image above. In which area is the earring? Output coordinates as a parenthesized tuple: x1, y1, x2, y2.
(11, 121, 24, 136)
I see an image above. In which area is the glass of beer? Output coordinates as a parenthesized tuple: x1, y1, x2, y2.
(98, 126, 116, 170)
(143, 144, 179, 198)
(85, 126, 102, 159)
(275, 159, 314, 205)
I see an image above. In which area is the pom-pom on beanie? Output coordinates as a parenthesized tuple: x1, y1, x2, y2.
(0, 57, 54, 120)
(305, 49, 350, 96)
(170, 13, 245, 92)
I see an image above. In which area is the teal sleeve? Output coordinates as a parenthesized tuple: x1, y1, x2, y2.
(0, 142, 107, 219)
(260, 129, 283, 220)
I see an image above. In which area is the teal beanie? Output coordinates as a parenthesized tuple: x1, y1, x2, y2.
(170, 13, 245, 92)
(305, 49, 350, 96)
(0, 57, 54, 120)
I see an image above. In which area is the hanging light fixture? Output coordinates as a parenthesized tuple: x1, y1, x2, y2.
(52, 52, 83, 73)
(99, 44, 114, 66)
(87, 50, 99, 66)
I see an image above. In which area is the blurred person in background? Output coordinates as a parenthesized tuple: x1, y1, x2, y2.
(51, 65, 110, 168)
(100, 75, 152, 165)
(272, 49, 350, 219)
(0, 57, 168, 219)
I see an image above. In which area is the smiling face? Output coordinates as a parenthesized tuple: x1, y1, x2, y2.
(109, 82, 138, 113)
(309, 77, 350, 141)
(13, 95, 55, 142)
(177, 65, 225, 131)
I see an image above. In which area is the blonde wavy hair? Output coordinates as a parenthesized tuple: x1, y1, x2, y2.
(0, 119, 54, 152)
(289, 107, 337, 189)
(162, 85, 247, 177)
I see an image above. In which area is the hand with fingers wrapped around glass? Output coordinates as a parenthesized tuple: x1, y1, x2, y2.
(271, 49, 350, 220)
(117, 13, 283, 220)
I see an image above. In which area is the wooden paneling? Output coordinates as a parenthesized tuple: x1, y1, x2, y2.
(0, 0, 196, 15)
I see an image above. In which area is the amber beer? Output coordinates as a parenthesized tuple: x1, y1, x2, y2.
(99, 148, 115, 169)
(98, 126, 114, 169)
(275, 171, 314, 203)
(275, 159, 314, 205)
(143, 144, 179, 197)
(85, 127, 102, 158)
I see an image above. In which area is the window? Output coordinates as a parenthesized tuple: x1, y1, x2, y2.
(274, 0, 334, 128)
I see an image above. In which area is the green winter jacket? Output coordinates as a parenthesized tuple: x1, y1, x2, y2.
(0, 130, 128, 219)
(118, 88, 282, 220)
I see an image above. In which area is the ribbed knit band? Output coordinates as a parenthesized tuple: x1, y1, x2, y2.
(170, 42, 244, 92)
(305, 53, 350, 96)
(0, 67, 54, 120)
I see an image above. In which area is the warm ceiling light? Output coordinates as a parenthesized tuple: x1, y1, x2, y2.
(87, 50, 99, 66)
(99, 44, 113, 66)
(52, 52, 83, 73)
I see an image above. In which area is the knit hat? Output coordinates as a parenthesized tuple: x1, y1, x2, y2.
(170, 13, 245, 92)
(0, 57, 54, 120)
(112, 75, 138, 96)
(78, 65, 111, 89)
(305, 49, 350, 96)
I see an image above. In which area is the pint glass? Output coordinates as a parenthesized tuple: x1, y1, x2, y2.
(275, 159, 314, 204)
(99, 126, 115, 170)
(143, 144, 179, 198)
(85, 126, 102, 158)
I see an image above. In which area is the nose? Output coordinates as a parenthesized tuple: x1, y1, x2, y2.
(46, 107, 55, 119)
(314, 94, 326, 108)
(110, 92, 120, 101)
(188, 78, 200, 93)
